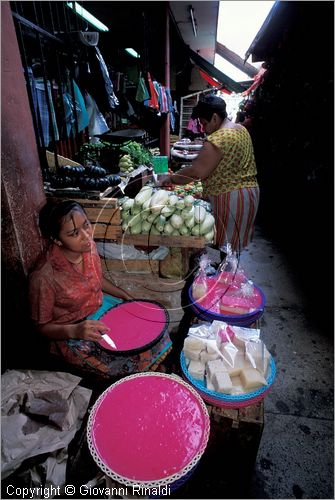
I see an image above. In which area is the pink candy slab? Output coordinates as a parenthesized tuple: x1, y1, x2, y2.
(98, 300, 168, 353)
(87, 373, 210, 485)
(194, 275, 262, 314)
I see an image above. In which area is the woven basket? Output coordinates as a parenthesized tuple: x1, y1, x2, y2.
(180, 352, 276, 408)
(46, 151, 82, 172)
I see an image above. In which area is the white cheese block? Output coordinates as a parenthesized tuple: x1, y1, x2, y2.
(245, 342, 270, 374)
(184, 336, 206, 351)
(200, 350, 220, 363)
(206, 359, 228, 382)
(212, 372, 233, 394)
(206, 377, 216, 392)
(230, 376, 245, 395)
(188, 360, 205, 381)
(221, 352, 251, 377)
(183, 347, 203, 361)
(206, 339, 220, 354)
(240, 368, 267, 390)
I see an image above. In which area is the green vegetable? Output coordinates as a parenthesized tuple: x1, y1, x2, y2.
(120, 141, 153, 166)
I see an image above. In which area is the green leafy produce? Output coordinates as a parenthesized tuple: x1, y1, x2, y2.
(120, 141, 153, 166)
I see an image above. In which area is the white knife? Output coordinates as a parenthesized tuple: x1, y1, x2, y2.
(101, 333, 117, 349)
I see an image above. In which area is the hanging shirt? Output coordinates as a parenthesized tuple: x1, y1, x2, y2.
(136, 72, 150, 102)
(29, 241, 103, 326)
(165, 87, 175, 131)
(63, 80, 89, 137)
(34, 77, 60, 146)
(145, 72, 159, 109)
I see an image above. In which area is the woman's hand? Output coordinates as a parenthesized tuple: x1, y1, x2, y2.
(73, 319, 109, 342)
(157, 174, 173, 187)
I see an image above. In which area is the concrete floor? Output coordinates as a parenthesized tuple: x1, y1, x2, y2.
(238, 228, 334, 499)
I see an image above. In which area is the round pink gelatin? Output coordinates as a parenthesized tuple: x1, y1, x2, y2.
(90, 375, 209, 481)
(98, 301, 167, 352)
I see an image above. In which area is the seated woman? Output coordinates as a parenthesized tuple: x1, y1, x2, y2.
(29, 199, 171, 380)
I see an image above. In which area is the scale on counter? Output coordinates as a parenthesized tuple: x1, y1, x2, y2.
(94, 129, 147, 174)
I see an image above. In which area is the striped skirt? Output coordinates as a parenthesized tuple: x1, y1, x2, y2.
(208, 186, 260, 252)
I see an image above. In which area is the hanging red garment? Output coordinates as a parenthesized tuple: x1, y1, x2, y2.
(147, 72, 159, 109)
(242, 67, 267, 96)
(197, 68, 231, 94)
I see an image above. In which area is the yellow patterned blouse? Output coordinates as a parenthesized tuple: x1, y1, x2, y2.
(202, 126, 258, 196)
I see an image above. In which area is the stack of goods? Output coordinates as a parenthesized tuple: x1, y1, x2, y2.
(189, 253, 265, 326)
(171, 138, 203, 162)
(119, 186, 215, 241)
(118, 154, 135, 174)
(180, 321, 276, 408)
(119, 141, 153, 173)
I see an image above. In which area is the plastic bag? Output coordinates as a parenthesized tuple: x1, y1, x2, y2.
(182, 321, 269, 393)
(215, 244, 262, 314)
(191, 254, 211, 301)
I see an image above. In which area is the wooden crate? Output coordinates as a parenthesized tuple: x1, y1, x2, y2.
(165, 401, 264, 499)
(46, 196, 121, 241)
(82, 199, 121, 241)
(101, 257, 159, 275)
(117, 233, 206, 249)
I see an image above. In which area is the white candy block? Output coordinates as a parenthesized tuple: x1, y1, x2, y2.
(240, 368, 267, 390)
(206, 359, 228, 382)
(183, 347, 203, 361)
(206, 339, 220, 354)
(212, 372, 233, 394)
(222, 352, 251, 377)
(230, 376, 245, 395)
(184, 336, 206, 351)
(206, 378, 216, 392)
(200, 351, 220, 363)
(188, 360, 206, 381)
(245, 342, 270, 374)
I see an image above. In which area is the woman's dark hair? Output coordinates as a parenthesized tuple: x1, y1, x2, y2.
(39, 200, 86, 240)
(191, 94, 227, 121)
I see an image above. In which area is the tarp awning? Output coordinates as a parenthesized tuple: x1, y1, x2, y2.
(186, 46, 245, 93)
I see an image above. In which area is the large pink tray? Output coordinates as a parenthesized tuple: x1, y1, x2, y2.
(98, 300, 168, 354)
(87, 373, 210, 487)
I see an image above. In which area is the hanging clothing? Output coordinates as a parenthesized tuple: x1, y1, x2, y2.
(84, 91, 109, 137)
(63, 80, 89, 137)
(187, 118, 202, 134)
(95, 47, 119, 109)
(34, 77, 60, 146)
(165, 87, 175, 131)
(136, 72, 150, 102)
(144, 72, 159, 109)
(27, 67, 44, 146)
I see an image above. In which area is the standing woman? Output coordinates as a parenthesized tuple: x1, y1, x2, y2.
(162, 94, 259, 253)
(29, 200, 171, 380)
